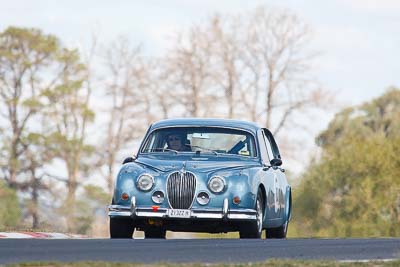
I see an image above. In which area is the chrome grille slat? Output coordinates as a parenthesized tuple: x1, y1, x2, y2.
(187, 176, 191, 207)
(167, 171, 196, 209)
(183, 174, 187, 208)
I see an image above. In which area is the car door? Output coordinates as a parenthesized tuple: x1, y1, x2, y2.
(262, 128, 286, 220)
(258, 129, 281, 220)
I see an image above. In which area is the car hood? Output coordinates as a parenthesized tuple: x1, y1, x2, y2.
(135, 155, 260, 173)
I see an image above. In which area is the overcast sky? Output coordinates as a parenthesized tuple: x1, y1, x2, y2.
(2, 0, 399, 106)
(1, 0, 399, 107)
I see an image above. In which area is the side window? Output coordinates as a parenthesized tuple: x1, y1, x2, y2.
(257, 130, 270, 164)
(262, 130, 274, 161)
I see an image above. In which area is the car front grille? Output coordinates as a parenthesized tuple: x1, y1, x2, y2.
(167, 171, 197, 209)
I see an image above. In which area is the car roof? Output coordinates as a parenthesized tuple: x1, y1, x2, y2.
(149, 118, 261, 135)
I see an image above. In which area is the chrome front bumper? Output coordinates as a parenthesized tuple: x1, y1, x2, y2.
(108, 197, 257, 220)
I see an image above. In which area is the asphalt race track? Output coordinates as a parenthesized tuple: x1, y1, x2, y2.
(0, 238, 399, 264)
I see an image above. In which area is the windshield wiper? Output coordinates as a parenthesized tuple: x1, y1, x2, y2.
(148, 148, 179, 154)
(191, 145, 219, 156)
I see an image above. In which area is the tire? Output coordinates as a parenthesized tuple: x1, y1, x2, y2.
(266, 221, 288, 239)
(110, 217, 134, 239)
(239, 188, 264, 239)
(144, 228, 166, 239)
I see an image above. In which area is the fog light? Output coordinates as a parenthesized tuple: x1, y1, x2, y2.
(152, 191, 165, 204)
(233, 196, 241, 204)
(197, 192, 210, 205)
(121, 193, 129, 200)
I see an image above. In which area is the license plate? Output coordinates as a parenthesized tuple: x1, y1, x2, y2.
(167, 209, 191, 218)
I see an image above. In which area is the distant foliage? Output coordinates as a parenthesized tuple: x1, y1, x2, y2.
(0, 181, 20, 228)
(291, 88, 400, 237)
(73, 185, 111, 235)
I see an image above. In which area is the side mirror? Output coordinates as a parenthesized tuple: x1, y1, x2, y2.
(270, 158, 282, 167)
(122, 156, 136, 164)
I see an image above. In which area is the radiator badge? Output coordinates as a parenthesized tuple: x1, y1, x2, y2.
(180, 161, 187, 174)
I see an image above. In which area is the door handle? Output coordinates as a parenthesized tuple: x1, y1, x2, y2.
(262, 164, 271, 171)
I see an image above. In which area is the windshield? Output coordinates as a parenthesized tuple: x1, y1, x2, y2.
(141, 127, 257, 157)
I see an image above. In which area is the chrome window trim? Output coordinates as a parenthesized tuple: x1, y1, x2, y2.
(138, 125, 259, 158)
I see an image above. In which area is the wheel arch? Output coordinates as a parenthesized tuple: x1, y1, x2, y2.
(285, 186, 292, 223)
(258, 183, 267, 222)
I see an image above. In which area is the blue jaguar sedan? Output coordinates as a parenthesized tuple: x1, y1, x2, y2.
(108, 118, 291, 239)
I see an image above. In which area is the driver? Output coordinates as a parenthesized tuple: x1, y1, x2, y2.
(166, 133, 191, 151)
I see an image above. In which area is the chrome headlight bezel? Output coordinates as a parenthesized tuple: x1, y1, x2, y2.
(208, 175, 226, 194)
(136, 173, 155, 192)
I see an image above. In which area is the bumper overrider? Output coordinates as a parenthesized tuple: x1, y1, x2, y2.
(108, 197, 257, 221)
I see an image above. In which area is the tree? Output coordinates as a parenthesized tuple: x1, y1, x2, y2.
(0, 26, 93, 231)
(41, 47, 93, 232)
(293, 88, 400, 237)
(98, 37, 149, 194)
(164, 6, 327, 136)
(166, 26, 216, 117)
(0, 27, 57, 188)
(21, 133, 52, 229)
(241, 7, 325, 135)
(208, 14, 243, 118)
(0, 27, 75, 229)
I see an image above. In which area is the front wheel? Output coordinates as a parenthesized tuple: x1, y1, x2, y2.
(110, 217, 134, 239)
(239, 189, 264, 238)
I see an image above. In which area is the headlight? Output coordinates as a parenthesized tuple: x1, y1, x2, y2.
(136, 174, 154, 191)
(208, 176, 226, 193)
